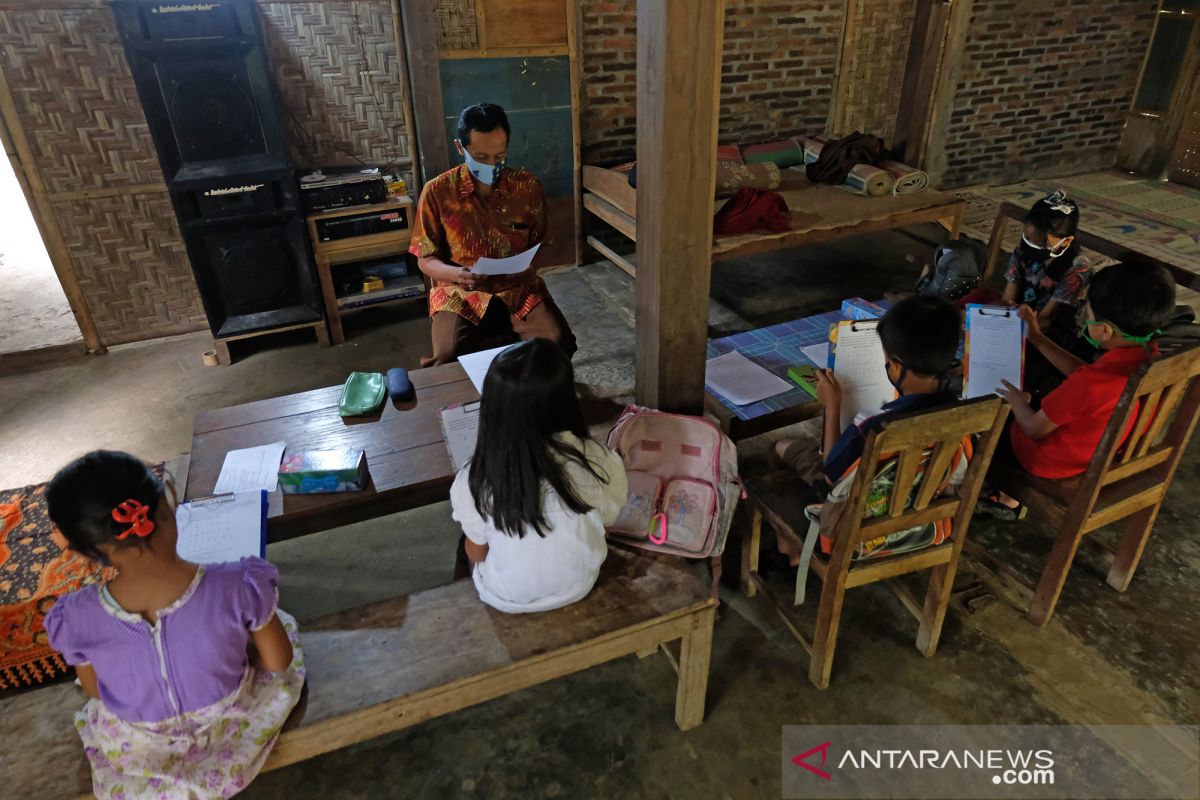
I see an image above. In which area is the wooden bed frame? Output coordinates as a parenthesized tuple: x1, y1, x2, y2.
(581, 164, 966, 277)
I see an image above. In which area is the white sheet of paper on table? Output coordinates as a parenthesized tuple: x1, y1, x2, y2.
(213, 441, 285, 495)
(704, 351, 793, 406)
(800, 342, 830, 369)
(964, 305, 1025, 399)
(176, 490, 265, 564)
(439, 402, 481, 471)
(457, 344, 512, 394)
(831, 321, 896, 430)
(470, 243, 541, 276)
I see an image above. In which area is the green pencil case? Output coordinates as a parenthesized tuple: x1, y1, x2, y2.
(338, 371, 386, 416)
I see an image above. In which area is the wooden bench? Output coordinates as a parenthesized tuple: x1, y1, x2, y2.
(0, 548, 715, 799)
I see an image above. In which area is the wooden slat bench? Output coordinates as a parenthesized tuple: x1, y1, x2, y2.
(0, 548, 715, 799)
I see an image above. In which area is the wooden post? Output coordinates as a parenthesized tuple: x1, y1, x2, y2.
(634, 0, 724, 413)
(399, 0, 450, 186)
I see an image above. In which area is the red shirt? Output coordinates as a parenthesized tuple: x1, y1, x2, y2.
(408, 164, 550, 324)
(1011, 346, 1153, 479)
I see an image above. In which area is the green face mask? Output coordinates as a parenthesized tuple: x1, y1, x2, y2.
(1083, 320, 1161, 351)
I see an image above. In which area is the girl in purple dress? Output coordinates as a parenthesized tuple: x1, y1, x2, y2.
(43, 451, 305, 799)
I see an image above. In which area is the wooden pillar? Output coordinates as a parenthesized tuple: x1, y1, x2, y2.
(399, 0, 450, 186)
(634, 0, 725, 414)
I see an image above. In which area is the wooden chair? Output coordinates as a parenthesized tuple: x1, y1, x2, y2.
(738, 397, 1009, 689)
(976, 345, 1200, 627)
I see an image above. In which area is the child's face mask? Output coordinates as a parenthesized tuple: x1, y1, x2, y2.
(1083, 319, 1159, 351)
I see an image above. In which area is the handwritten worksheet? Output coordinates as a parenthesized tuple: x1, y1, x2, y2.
(964, 305, 1025, 399)
(831, 320, 896, 430)
(439, 402, 481, 471)
(214, 441, 285, 494)
(175, 491, 267, 564)
(470, 243, 541, 276)
(705, 351, 793, 406)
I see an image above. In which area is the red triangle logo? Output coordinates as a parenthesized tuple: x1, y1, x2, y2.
(792, 740, 832, 781)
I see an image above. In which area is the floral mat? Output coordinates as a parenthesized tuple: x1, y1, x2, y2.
(0, 462, 167, 695)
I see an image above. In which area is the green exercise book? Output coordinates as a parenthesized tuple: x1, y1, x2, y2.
(787, 366, 819, 398)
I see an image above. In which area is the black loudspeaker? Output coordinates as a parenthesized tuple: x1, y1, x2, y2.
(111, 1, 289, 186)
(111, 1, 322, 338)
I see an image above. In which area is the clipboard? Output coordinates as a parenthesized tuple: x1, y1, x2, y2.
(176, 489, 268, 562)
(831, 319, 897, 430)
(963, 304, 1025, 399)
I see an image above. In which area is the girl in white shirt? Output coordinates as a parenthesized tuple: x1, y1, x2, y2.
(450, 338, 628, 613)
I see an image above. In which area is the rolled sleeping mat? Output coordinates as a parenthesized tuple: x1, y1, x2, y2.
(878, 159, 929, 194)
(799, 137, 824, 165)
(742, 138, 806, 168)
(843, 163, 896, 197)
(714, 161, 782, 197)
(716, 144, 744, 163)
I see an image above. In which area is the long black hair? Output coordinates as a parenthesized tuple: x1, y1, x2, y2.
(467, 339, 605, 537)
(45, 450, 164, 563)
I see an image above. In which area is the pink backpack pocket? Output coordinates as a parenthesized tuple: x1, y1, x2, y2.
(610, 470, 663, 537)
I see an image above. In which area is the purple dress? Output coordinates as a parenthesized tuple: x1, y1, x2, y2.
(45, 558, 305, 799)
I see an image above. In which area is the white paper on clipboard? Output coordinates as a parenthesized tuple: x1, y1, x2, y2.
(964, 304, 1025, 399)
(439, 401, 481, 471)
(832, 320, 896, 431)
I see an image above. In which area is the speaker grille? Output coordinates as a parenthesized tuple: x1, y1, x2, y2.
(171, 73, 255, 152)
(217, 238, 292, 310)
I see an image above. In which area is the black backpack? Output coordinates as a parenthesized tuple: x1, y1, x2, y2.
(915, 239, 981, 301)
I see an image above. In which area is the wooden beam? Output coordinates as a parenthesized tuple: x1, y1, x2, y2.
(894, 0, 951, 166)
(390, 0, 422, 190)
(921, 0, 973, 185)
(634, 0, 724, 414)
(399, 0, 450, 187)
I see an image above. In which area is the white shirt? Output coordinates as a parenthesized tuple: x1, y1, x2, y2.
(450, 435, 628, 613)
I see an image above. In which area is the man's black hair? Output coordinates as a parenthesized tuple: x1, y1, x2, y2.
(876, 295, 961, 377)
(457, 103, 511, 147)
(1088, 262, 1176, 337)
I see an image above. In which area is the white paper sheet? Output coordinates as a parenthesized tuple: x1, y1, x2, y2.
(704, 351, 793, 406)
(800, 342, 830, 369)
(965, 305, 1025, 399)
(439, 402, 481, 471)
(176, 490, 265, 564)
(831, 320, 896, 430)
(458, 345, 511, 394)
(214, 441, 285, 494)
(470, 243, 542, 276)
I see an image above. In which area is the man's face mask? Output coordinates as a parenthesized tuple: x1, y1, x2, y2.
(463, 149, 504, 186)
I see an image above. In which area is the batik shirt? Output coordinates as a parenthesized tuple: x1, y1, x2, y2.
(409, 164, 550, 324)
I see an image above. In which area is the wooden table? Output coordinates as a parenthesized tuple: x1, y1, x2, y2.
(186, 363, 477, 542)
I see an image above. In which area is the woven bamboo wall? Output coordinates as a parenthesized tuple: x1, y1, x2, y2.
(835, 0, 918, 145)
(0, 1, 416, 347)
(435, 0, 479, 51)
(0, 6, 207, 344)
(260, 1, 413, 185)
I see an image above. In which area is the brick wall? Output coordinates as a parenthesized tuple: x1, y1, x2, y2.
(939, 0, 1158, 187)
(579, 0, 844, 165)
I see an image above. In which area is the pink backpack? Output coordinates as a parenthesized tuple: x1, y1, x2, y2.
(605, 405, 744, 558)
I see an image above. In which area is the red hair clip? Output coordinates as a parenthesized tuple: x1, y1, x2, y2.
(112, 499, 155, 540)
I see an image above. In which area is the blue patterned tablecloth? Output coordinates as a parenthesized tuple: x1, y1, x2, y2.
(706, 310, 841, 422)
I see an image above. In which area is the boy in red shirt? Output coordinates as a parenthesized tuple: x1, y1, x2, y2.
(993, 262, 1175, 485)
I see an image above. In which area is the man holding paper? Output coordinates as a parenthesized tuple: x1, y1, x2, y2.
(409, 103, 577, 366)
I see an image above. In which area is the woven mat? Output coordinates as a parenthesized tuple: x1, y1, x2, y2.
(0, 461, 171, 696)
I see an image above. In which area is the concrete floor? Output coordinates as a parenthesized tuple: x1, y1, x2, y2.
(1, 232, 1197, 799)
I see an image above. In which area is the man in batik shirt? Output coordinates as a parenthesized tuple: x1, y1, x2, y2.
(409, 102, 577, 365)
